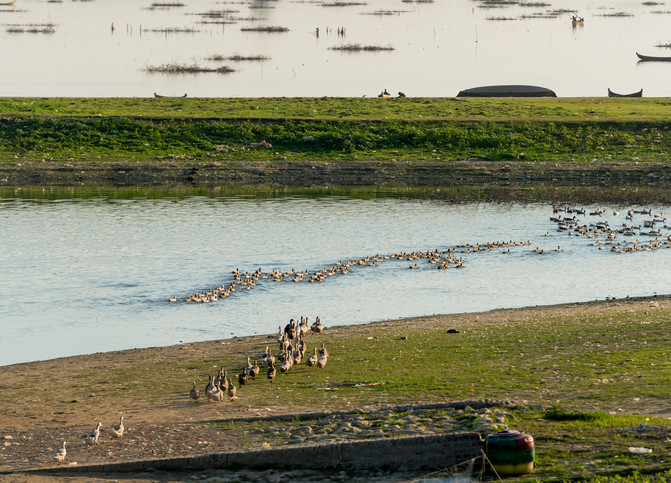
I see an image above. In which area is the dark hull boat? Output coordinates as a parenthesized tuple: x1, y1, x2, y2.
(456, 85, 557, 97)
(607, 88, 642, 98)
(636, 52, 671, 62)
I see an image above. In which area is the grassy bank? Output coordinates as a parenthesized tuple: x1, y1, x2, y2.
(1, 97, 671, 202)
(1, 297, 670, 481)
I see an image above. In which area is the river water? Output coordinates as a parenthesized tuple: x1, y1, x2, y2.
(1, 194, 670, 366)
(2, 0, 671, 97)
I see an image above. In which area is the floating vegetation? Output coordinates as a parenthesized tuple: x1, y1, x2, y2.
(150, 2, 185, 6)
(650, 9, 671, 13)
(329, 43, 394, 51)
(475, 0, 516, 7)
(321, 2, 367, 6)
(143, 26, 200, 33)
(206, 54, 270, 62)
(240, 25, 289, 32)
(595, 11, 634, 16)
(519, 1, 550, 6)
(642, 1, 664, 5)
(402, 0, 435, 3)
(5, 23, 56, 34)
(191, 9, 240, 18)
(487, 16, 516, 20)
(519, 8, 573, 19)
(197, 20, 238, 25)
(655, 42, 671, 47)
(145, 63, 235, 74)
(362, 9, 408, 15)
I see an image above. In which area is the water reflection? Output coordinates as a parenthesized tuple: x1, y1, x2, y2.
(1, 195, 670, 366)
(2, 0, 671, 96)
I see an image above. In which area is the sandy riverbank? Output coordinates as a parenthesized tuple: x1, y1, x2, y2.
(1, 296, 670, 481)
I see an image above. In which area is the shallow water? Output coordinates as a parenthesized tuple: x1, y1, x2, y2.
(1, 195, 670, 366)
(1, 0, 671, 97)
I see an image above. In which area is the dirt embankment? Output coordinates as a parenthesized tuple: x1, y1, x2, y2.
(2, 158, 670, 192)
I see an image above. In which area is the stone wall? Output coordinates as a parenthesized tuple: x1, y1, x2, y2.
(32, 432, 484, 474)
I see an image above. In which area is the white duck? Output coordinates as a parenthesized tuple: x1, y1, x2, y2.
(244, 356, 253, 375)
(84, 422, 102, 445)
(111, 416, 124, 439)
(261, 346, 270, 366)
(54, 441, 67, 464)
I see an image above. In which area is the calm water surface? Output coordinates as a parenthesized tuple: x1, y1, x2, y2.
(1, 195, 670, 366)
(1, 0, 671, 97)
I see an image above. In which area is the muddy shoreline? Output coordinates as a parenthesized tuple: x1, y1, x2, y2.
(3, 158, 671, 203)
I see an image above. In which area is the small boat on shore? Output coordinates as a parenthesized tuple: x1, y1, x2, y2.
(608, 88, 642, 98)
(154, 92, 188, 98)
(636, 52, 671, 62)
(457, 85, 557, 98)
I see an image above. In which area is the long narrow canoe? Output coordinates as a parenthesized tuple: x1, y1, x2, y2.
(636, 52, 671, 61)
(456, 85, 557, 97)
(607, 88, 642, 97)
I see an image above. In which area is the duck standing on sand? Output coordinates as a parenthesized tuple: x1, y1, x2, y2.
(84, 422, 102, 445)
(111, 416, 124, 439)
(54, 441, 67, 464)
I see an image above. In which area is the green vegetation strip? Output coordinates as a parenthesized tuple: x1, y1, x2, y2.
(1, 97, 671, 163)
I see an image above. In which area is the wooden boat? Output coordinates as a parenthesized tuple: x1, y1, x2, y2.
(154, 93, 187, 98)
(0, 0, 17, 5)
(608, 88, 642, 98)
(636, 52, 671, 62)
(457, 85, 557, 98)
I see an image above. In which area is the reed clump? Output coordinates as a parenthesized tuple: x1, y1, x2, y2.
(329, 43, 394, 51)
(206, 54, 270, 62)
(145, 63, 235, 74)
(240, 25, 290, 32)
(5, 23, 55, 34)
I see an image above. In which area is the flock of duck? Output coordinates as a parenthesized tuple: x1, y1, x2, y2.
(548, 206, 670, 254)
(54, 416, 124, 464)
(191, 316, 329, 403)
(167, 206, 671, 310)
(175, 248, 476, 305)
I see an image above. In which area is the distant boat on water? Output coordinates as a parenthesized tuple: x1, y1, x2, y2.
(608, 88, 642, 98)
(456, 85, 557, 98)
(636, 52, 671, 62)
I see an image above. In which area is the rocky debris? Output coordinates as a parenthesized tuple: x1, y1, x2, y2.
(250, 405, 511, 446)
